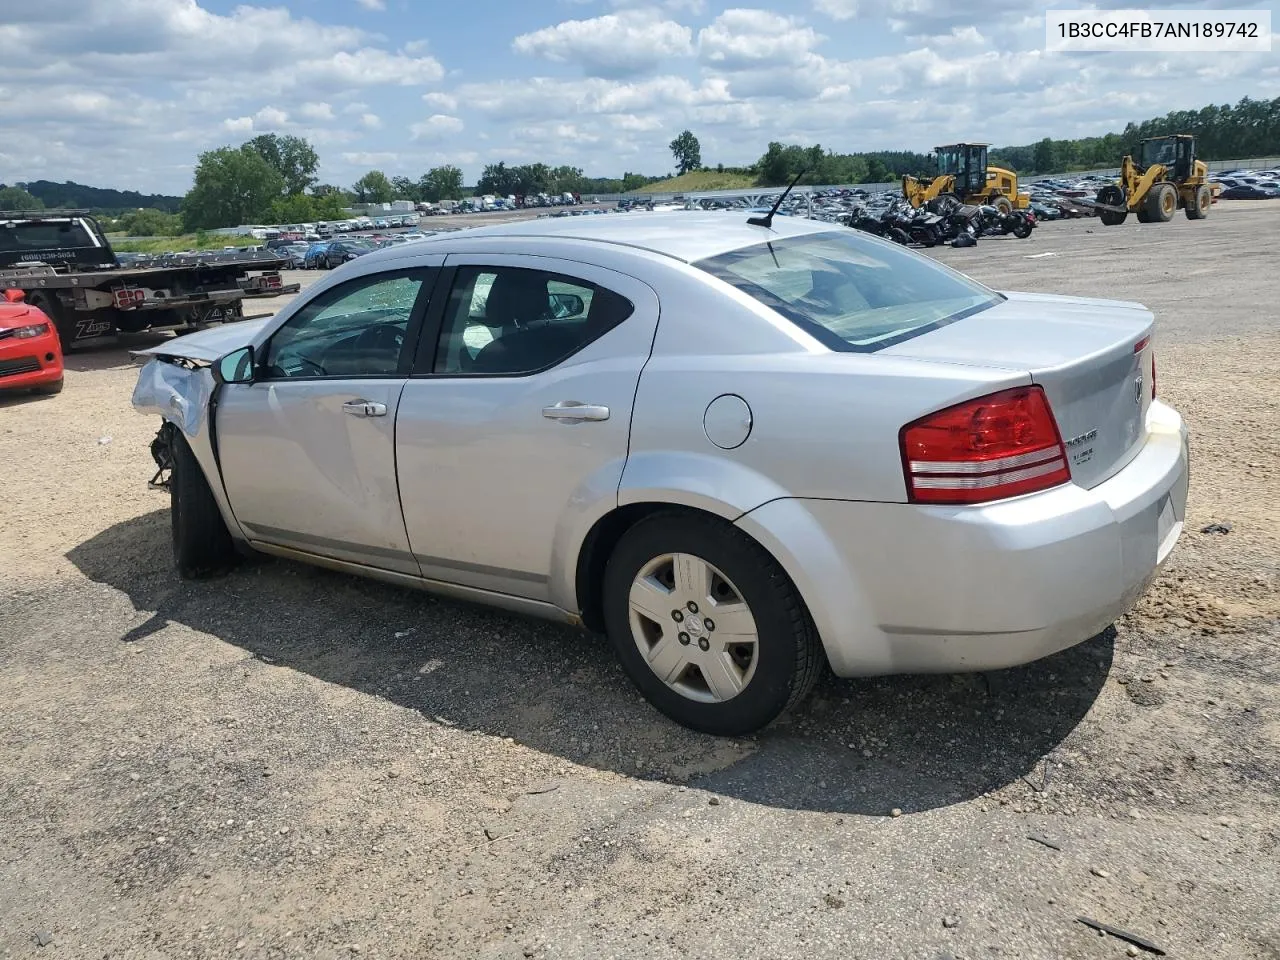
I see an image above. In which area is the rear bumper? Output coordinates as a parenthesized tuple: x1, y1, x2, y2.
(736, 400, 1190, 677)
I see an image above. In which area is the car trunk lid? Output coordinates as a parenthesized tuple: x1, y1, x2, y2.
(882, 291, 1154, 489)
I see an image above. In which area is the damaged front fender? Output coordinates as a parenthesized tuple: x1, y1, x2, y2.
(131, 356, 246, 543)
(131, 356, 216, 436)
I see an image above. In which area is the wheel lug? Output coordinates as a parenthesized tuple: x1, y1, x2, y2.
(698, 637, 710, 652)
(703, 618, 715, 632)
(678, 632, 690, 645)
(687, 601, 699, 613)
(672, 610, 684, 622)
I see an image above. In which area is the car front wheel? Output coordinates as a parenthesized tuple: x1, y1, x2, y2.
(602, 512, 823, 735)
(170, 430, 237, 578)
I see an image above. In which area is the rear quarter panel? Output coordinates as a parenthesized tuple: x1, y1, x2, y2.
(622, 263, 1033, 507)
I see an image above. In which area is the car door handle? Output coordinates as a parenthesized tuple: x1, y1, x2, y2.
(542, 401, 610, 422)
(342, 399, 388, 418)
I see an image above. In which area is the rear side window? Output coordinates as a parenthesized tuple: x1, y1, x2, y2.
(432, 266, 633, 376)
(695, 231, 1003, 352)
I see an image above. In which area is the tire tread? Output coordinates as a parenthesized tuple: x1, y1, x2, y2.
(171, 430, 237, 578)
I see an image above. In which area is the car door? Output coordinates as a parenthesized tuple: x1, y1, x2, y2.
(215, 263, 441, 574)
(395, 255, 660, 605)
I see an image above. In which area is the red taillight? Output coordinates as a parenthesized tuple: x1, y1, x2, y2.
(1151, 351, 1157, 399)
(900, 386, 1071, 505)
(113, 288, 144, 309)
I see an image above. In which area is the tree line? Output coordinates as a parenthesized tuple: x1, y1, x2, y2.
(5, 96, 1275, 232)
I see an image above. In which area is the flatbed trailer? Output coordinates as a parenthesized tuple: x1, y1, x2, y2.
(0, 210, 300, 348)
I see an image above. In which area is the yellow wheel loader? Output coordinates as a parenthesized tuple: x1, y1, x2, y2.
(902, 143, 1030, 213)
(1093, 134, 1218, 226)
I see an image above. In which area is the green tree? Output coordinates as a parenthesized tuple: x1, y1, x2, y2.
(267, 193, 317, 224)
(312, 193, 349, 220)
(390, 175, 419, 202)
(351, 170, 394, 203)
(246, 134, 320, 196)
(669, 130, 702, 175)
(1033, 137, 1056, 174)
(418, 165, 464, 202)
(0, 185, 43, 210)
(182, 145, 284, 229)
(118, 208, 182, 236)
(620, 172, 652, 192)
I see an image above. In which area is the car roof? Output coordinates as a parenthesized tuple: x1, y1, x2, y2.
(369, 211, 840, 264)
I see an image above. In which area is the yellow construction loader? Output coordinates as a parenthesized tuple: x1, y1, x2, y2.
(1093, 134, 1217, 225)
(902, 143, 1030, 213)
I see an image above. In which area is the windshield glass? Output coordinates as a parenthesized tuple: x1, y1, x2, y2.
(695, 231, 1003, 352)
(935, 146, 961, 175)
(1140, 138, 1177, 167)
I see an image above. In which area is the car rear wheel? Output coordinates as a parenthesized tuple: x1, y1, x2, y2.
(170, 430, 237, 578)
(602, 512, 823, 735)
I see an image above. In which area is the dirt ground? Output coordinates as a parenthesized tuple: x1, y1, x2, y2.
(1, 204, 1278, 960)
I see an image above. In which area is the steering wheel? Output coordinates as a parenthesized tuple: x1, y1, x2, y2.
(351, 322, 405, 371)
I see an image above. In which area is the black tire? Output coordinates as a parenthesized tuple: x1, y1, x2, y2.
(602, 511, 823, 735)
(1136, 207, 1152, 223)
(992, 195, 1013, 216)
(32, 377, 63, 395)
(28, 293, 76, 352)
(170, 430, 237, 578)
(1146, 182, 1176, 222)
(1186, 184, 1211, 220)
(887, 227, 911, 245)
(1096, 185, 1127, 226)
(1012, 220, 1033, 239)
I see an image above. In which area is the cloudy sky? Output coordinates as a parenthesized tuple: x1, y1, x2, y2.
(1, 0, 1276, 195)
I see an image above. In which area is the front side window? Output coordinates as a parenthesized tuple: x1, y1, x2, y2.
(264, 269, 430, 378)
(432, 266, 633, 375)
(696, 231, 1003, 352)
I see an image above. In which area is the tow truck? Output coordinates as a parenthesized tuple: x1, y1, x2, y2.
(0, 209, 300, 349)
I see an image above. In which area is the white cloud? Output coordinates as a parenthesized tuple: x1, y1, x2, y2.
(298, 101, 336, 121)
(360, 112, 383, 129)
(698, 9, 824, 70)
(513, 10, 694, 77)
(354, 0, 386, 9)
(254, 105, 289, 128)
(423, 91, 459, 111)
(410, 114, 465, 140)
(812, 0, 858, 20)
(341, 151, 402, 166)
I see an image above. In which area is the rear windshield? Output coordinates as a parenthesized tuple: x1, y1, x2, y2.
(695, 230, 1003, 352)
(0, 219, 101, 253)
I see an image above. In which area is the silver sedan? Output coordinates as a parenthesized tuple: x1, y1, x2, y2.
(132, 212, 1189, 734)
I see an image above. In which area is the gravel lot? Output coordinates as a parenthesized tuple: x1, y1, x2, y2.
(1, 204, 1277, 960)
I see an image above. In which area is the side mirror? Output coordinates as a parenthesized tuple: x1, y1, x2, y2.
(3, 288, 24, 303)
(548, 292, 585, 319)
(212, 345, 255, 385)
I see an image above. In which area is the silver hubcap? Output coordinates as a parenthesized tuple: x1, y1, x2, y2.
(627, 553, 759, 704)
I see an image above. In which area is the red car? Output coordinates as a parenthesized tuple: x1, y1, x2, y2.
(0, 289, 64, 395)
